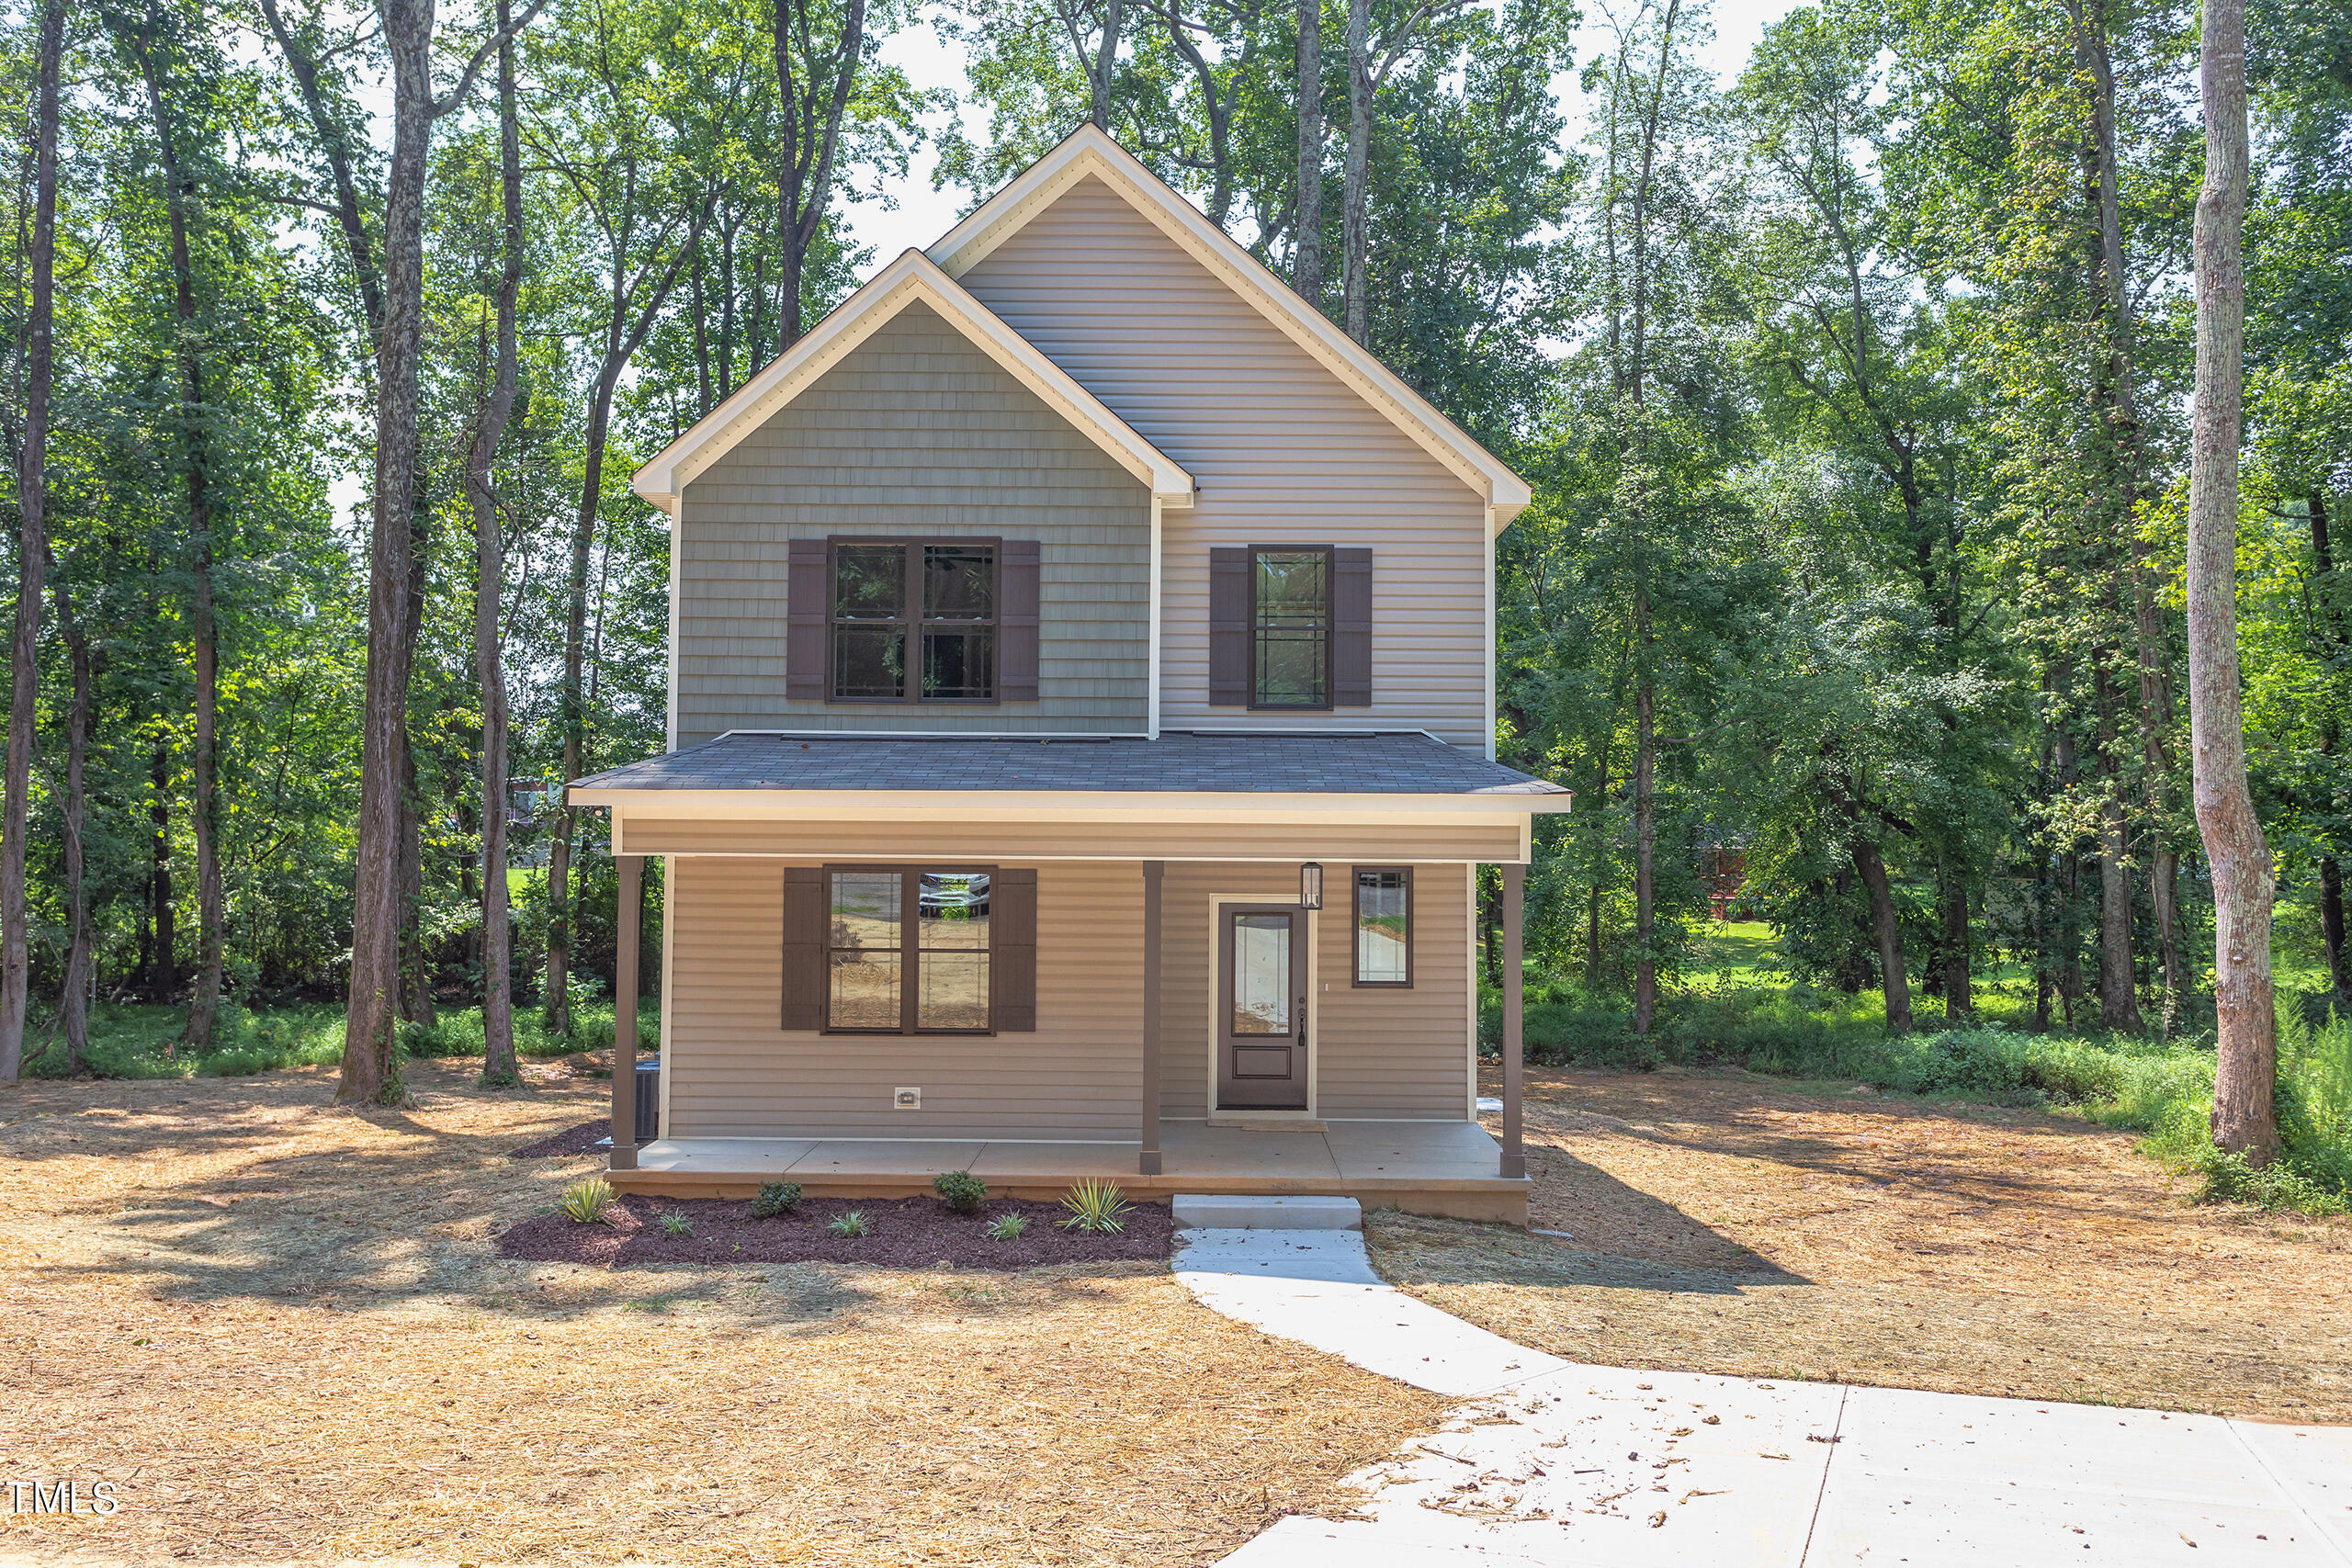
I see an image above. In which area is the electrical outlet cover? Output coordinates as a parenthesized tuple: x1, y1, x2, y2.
(893, 1087, 921, 1111)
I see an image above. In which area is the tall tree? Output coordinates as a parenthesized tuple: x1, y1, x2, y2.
(340, 0, 540, 1102)
(2189, 0, 2276, 1159)
(1293, 0, 1323, 301)
(772, 0, 869, 349)
(470, 0, 527, 1086)
(0, 0, 62, 1083)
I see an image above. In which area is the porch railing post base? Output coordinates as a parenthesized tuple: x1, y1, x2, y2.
(1137, 1151, 1163, 1176)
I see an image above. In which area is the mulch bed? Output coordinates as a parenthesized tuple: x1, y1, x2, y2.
(497, 1191, 1175, 1269)
(507, 1118, 609, 1158)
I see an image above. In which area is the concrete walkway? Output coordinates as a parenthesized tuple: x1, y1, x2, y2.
(1176, 1228, 2352, 1567)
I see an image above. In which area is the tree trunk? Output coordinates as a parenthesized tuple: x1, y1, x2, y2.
(2321, 856, 2351, 1009)
(1091, 0, 1122, 129)
(2094, 665, 2143, 1032)
(771, 0, 867, 353)
(149, 742, 175, 1004)
(1940, 874, 1971, 1020)
(396, 478, 435, 1030)
(474, 5, 526, 1087)
(1854, 837, 1913, 1032)
(48, 549, 91, 1076)
(119, 19, 226, 1049)
(1340, 0, 1371, 344)
(2188, 0, 2278, 1161)
(0, 0, 62, 1083)
(1294, 0, 1323, 305)
(340, 0, 439, 1104)
(1632, 654, 1657, 1033)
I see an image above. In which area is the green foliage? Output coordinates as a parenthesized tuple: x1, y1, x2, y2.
(751, 1181, 802, 1218)
(827, 1211, 868, 1237)
(933, 1170, 988, 1213)
(1056, 1179, 1132, 1234)
(986, 1213, 1029, 1240)
(559, 1178, 616, 1224)
(658, 1211, 694, 1236)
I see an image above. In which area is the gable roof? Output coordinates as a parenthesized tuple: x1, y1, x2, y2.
(929, 125, 1534, 528)
(631, 247, 1195, 517)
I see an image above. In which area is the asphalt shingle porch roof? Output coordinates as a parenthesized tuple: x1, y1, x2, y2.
(571, 730, 1568, 799)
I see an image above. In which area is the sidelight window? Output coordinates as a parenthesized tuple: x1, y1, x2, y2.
(1351, 867, 1412, 987)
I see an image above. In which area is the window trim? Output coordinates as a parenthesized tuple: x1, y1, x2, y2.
(820, 863, 1000, 1034)
(1246, 543, 1335, 712)
(826, 536, 1002, 705)
(1350, 865, 1414, 987)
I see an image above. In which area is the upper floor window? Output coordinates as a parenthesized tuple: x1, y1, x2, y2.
(1251, 546, 1331, 709)
(831, 541, 997, 702)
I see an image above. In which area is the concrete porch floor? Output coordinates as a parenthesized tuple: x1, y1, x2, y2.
(608, 1119, 1527, 1223)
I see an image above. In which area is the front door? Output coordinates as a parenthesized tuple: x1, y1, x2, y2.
(1216, 905, 1309, 1111)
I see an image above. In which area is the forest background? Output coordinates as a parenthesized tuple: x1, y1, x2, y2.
(0, 0, 2346, 1196)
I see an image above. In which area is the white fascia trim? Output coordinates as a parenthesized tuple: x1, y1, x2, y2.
(929, 126, 1533, 531)
(583, 788, 1572, 821)
(1148, 496, 1163, 740)
(631, 247, 1195, 515)
(1484, 504, 1498, 762)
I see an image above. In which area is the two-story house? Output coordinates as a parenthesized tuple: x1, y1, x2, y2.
(571, 126, 1571, 1223)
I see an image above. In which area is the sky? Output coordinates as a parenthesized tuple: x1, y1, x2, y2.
(840, 0, 1797, 267)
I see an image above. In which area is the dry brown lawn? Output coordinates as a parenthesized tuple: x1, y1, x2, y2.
(1370, 1065, 2352, 1423)
(0, 1060, 1438, 1566)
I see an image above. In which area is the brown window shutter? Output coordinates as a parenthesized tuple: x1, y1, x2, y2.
(993, 867, 1037, 1032)
(1333, 547, 1373, 706)
(781, 866, 826, 1030)
(1209, 547, 1249, 706)
(786, 538, 828, 702)
(1000, 540, 1040, 703)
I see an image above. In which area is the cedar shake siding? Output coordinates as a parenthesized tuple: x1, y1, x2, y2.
(955, 175, 1494, 747)
(673, 300, 1154, 745)
(662, 853, 1473, 1139)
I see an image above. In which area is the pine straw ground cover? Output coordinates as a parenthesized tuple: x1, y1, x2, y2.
(0, 1060, 1439, 1566)
(1369, 1065, 2352, 1424)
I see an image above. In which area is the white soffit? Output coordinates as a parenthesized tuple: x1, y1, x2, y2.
(927, 124, 1535, 532)
(631, 248, 1196, 516)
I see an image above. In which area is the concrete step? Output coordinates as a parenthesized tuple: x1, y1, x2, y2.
(1173, 1193, 1363, 1231)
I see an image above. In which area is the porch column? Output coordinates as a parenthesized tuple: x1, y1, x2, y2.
(1501, 861, 1525, 1179)
(610, 852, 643, 1171)
(1139, 860, 1164, 1175)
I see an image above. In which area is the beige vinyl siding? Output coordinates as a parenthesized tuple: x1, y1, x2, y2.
(663, 851, 1473, 1137)
(666, 855, 1144, 1138)
(623, 815, 1522, 863)
(954, 177, 1492, 747)
(1153, 862, 1470, 1121)
(674, 301, 1153, 745)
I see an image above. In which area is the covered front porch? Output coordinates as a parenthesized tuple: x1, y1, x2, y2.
(606, 1117, 1527, 1223)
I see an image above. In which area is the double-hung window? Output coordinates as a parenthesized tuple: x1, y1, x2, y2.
(825, 867, 994, 1032)
(1351, 867, 1413, 987)
(1250, 545, 1331, 709)
(831, 540, 997, 702)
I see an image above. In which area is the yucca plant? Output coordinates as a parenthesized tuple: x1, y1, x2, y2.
(558, 1177, 615, 1224)
(1056, 1179, 1131, 1234)
(986, 1213, 1029, 1240)
(659, 1212, 694, 1236)
(828, 1211, 868, 1237)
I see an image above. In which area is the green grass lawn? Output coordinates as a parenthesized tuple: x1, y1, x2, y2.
(23, 996, 661, 1083)
(1484, 916, 2352, 1215)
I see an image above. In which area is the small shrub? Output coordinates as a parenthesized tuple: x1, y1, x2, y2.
(751, 1181, 802, 1218)
(828, 1210, 868, 1237)
(986, 1213, 1029, 1240)
(659, 1211, 694, 1236)
(933, 1169, 988, 1213)
(559, 1177, 615, 1224)
(2194, 1146, 2350, 1216)
(1056, 1178, 1131, 1234)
